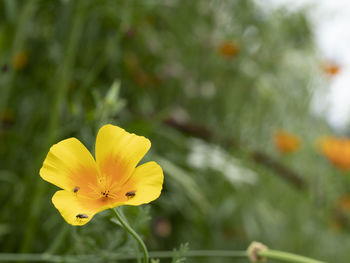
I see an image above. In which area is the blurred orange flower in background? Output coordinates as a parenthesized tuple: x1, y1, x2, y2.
(329, 194, 350, 232)
(12, 51, 28, 70)
(1, 108, 15, 128)
(218, 41, 240, 58)
(274, 130, 301, 154)
(320, 137, 350, 171)
(321, 61, 341, 76)
(336, 194, 350, 211)
(153, 217, 172, 238)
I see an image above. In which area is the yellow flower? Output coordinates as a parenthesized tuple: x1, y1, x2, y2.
(321, 137, 350, 171)
(274, 130, 301, 154)
(40, 124, 164, 226)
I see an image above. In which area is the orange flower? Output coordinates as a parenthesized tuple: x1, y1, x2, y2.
(336, 194, 350, 211)
(218, 41, 239, 58)
(133, 70, 152, 87)
(1, 108, 15, 128)
(321, 137, 350, 171)
(329, 194, 350, 232)
(12, 51, 28, 70)
(153, 217, 172, 238)
(274, 130, 301, 154)
(40, 125, 164, 225)
(321, 61, 341, 76)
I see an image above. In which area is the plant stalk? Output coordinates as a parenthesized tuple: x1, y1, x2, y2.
(0, 249, 327, 262)
(111, 207, 149, 263)
(259, 249, 327, 263)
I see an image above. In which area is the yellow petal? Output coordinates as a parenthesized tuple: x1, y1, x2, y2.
(95, 124, 151, 186)
(119, 161, 164, 206)
(52, 190, 112, 226)
(40, 138, 100, 197)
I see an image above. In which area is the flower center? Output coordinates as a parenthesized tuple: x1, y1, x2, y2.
(83, 173, 135, 202)
(96, 176, 121, 200)
(101, 190, 110, 198)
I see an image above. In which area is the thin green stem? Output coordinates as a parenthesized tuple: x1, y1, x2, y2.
(150, 250, 247, 258)
(259, 249, 327, 263)
(111, 207, 149, 263)
(0, 249, 326, 262)
(0, 250, 247, 262)
(0, 254, 78, 262)
(0, 247, 327, 262)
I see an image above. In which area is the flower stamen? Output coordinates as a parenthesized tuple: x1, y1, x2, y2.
(101, 190, 110, 198)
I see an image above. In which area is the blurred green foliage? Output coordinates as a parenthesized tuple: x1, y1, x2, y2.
(0, 0, 349, 262)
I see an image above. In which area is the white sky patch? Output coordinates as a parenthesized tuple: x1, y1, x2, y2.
(262, 0, 350, 130)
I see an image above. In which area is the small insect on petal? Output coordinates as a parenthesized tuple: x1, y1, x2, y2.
(125, 191, 136, 198)
(76, 214, 89, 219)
(73, 186, 80, 193)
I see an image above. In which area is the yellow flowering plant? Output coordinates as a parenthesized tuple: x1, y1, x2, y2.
(40, 124, 164, 263)
(40, 124, 164, 225)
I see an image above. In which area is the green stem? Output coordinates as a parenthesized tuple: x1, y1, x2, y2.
(0, 254, 77, 262)
(111, 208, 149, 263)
(151, 250, 247, 258)
(0, 250, 247, 262)
(259, 249, 326, 263)
(0, 247, 327, 262)
(0, 249, 327, 262)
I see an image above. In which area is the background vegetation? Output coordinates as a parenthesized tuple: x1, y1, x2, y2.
(0, 0, 349, 262)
